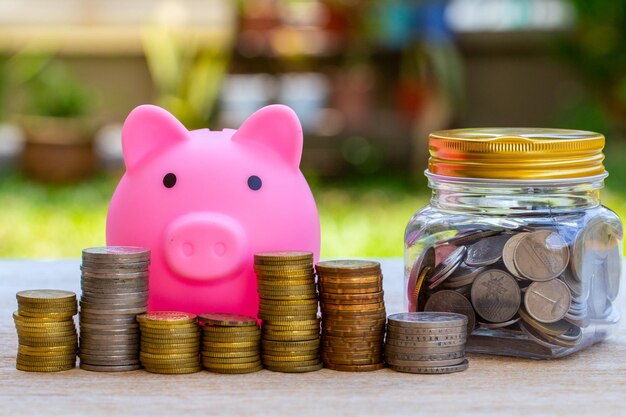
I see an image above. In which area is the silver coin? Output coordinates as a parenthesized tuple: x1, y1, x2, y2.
(465, 234, 512, 267)
(383, 344, 465, 354)
(83, 246, 150, 259)
(502, 232, 529, 278)
(525, 279, 571, 324)
(80, 306, 147, 315)
(588, 262, 611, 319)
(382, 350, 465, 362)
(385, 323, 466, 335)
(387, 312, 468, 328)
(81, 261, 150, 271)
(514, 230, 569, 281)
(443, 265, 485, 288)
(81, 271, 150, 280)
(471, 269, 521, 323)
(385, 357, 465, 367)
(389, 359, 469, 374)
(385, 332, 466, 342)
(80, 291, 149, 300)
(441, 229, 500, 246)
(385, 337, 465, 348)
(423, 290, 475, 334)
(80, 363, 142, 372)
(477, 317, 520, 329)
(605, 243, 622, 302)
(429, 246, 467, 288)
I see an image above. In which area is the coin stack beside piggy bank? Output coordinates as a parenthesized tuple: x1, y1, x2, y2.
(407, 216, 622, 356)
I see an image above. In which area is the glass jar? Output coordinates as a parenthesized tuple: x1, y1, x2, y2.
(404, 128, 623, 359)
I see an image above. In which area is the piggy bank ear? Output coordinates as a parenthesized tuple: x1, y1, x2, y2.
(122, 105, 190, 171)
(232, 105, 303, 168)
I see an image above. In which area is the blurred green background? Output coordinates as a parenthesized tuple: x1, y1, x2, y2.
(0, 0, 625, 259)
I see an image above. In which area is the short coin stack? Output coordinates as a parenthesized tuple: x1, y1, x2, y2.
(79, 246, 150, 372)
(385, 312, 469, 374)
(199, 313, 262, 374)
(13, 290, 78, 372)
(138, 311, 201, 374)
(254, 251, 322, 373)
(317, 260, 386, 372)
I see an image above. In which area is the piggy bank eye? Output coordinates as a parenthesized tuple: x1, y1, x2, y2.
(247, 175, 262, 191)
(163, 173, 177, 188)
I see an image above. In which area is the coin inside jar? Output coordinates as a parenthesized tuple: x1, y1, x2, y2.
(513, 230, 569, 281)
(524, 279, 571, 324)
(471, 269, 521, 323)
(465, 234, 511, 267)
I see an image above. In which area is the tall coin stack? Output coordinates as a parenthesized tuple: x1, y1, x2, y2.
(317, 260, 386, 372)
(79, 246, 150, 372)
(138, 312, 201, 374)
(13, 290, 78, 372)
(199, 313, 262, 374)
(385, 312, 469, 374)
(254, 251, 323, 373)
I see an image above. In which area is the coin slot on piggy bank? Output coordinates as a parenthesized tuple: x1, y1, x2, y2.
(106, 105, 321, 317)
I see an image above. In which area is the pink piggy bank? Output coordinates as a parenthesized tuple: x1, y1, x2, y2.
(106, 104, 321, 317)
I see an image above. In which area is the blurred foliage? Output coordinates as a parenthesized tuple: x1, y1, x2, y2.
(0, 169, 426, 259)
(0, 55, 6, 120)
(9, 54, 93, 118)
(142, 27, 231, 130)
(559, 1, 626, 132)
(3, 162, 626, 258)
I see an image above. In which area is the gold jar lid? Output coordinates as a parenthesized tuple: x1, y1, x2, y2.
(428, 128, 606, 179)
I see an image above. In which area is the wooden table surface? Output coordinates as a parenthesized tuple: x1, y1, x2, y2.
(1, 259, 625, 417)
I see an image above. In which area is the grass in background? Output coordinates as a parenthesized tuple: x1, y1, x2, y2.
(0, 170, 427, 259)
(1, 140, 626, 261)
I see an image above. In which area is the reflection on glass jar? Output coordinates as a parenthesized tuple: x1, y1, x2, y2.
(404, 128, 623, 359)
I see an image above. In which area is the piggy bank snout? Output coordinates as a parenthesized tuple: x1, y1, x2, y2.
(163, 212, 248, 281)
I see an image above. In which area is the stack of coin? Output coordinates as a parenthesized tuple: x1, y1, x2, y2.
(138, 311, 201, 374)
(317, 260, 386, 372)
(13, 290, 78, 372)
(79, 246, 150, 372)
(385, 312, 469, 374)
(254, 251, 322, 373)
(199, 313, 262, 374)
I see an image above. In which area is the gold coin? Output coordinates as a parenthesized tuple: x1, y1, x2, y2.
(201, 325, 259, 333)
(259, 313, 319, 322)
(261, 339, 320, 350)
(201, 350, 260, 358)
(17, 289, 76, 303)
(201, 355, 260, 364)
(257, 279, 315, 287)
(18, 311, 76, 319)
(202, 340, 259, 349)
(197, 313, 257, 327)
(16, 363, 74, 372)
(264, 362, 323, 373)
(137, 312, 197, 326)
(18, 344, 77, 354)
(203, 360, 263, 370)
(261, 353, 319, 362)
(140, 357, 200, 366)
(12, 311, 71, 324)
(17, 348, 76, 358)
(141, 347, 198, 355)
(139, 328, 200, 337)
(259, 298, 319, 307)
(144, 366, 201, 374)
(202, 335, 261, 344)
(259, 291, 317, 302)
(140, 352, 198, 360)
(263, 324, 320, 332)
(204, 364, 263, 374)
